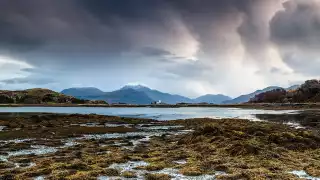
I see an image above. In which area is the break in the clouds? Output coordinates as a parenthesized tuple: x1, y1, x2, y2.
(0, 0, 319, 97)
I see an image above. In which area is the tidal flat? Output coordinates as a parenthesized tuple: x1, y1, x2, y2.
(0, 112, 319, 180)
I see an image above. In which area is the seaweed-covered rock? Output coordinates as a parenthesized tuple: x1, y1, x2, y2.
(145, 173, 171, 180)
(121, 171, 137, 178)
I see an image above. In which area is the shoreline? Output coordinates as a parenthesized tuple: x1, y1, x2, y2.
(0, 103, 320, 110)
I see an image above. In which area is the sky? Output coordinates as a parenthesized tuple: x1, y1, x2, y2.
(0, 0, 319, 98)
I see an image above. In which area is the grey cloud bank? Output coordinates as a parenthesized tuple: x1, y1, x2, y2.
(0, 0, 319, 98)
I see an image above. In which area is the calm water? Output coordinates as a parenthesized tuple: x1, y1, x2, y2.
(0, 107, 296, 120)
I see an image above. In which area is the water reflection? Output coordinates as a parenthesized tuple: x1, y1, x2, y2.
(255, 110, 320, 129)
(0, 107, 297, 120)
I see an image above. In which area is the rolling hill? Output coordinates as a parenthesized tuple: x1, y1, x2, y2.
(0, 88, 106, 104)
(222, 86, 283, 104)
(194, 94, 232, 104)
(61, 87, 105, 97)
(223, 85, 300, 104)
(250, 80, 319, 103)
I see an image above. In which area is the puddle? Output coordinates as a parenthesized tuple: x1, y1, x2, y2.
(179, 129, 194, 133)
(7, 145, 57, 157)
(137, 125, 184, 130)
(105, 123, 132, 128)
(0, 145, 58, 162)
(106, 161, 149, 178)
(34, 176, 45, 180)
(80, 131, 169, 140)
(101, 161, 225, 180)
(15, 162, 36, 168)
(156, 168, 223, 180)
(62, 139, 80, 148)
(0, 138, 35, 145)
(289, 170, 320, 180)
(0, 140, 79, 162)
(80, 122, 103, 127)
(173, 159, 187, 164)
(110, 161, 149, 172)
(0, 125, 6, 131)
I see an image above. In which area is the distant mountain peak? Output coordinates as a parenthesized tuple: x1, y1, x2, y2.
(121, 84, 150, 90)
(194, 94, 232, 104)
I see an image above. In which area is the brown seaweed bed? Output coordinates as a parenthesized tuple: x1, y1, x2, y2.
(0, 112, 319, 180)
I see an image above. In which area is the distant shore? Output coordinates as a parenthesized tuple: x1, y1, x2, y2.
(0, 103, 320, 110)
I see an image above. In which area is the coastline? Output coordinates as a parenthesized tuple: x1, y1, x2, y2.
(0, 103, 320, 110)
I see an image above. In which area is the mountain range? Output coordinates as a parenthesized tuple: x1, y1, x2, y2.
(61, 85, 232, 104)
(61, 84, 300, 105)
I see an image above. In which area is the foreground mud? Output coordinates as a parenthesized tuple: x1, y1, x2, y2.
(0, 113, 319, 180)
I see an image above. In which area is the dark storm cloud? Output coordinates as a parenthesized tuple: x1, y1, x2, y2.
(0, 0, 267, 55)
(0, 20, 43, 51)
(237, 1, 272, 63)
(0, 0, 263, 68)
(270, 0, 320, 49)
(270, 0, 320, 76)
(78, 0, 166, 22)
(0, 0, 133, 57)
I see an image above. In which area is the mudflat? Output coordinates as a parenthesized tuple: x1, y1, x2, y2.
(0, 113, 319, 179)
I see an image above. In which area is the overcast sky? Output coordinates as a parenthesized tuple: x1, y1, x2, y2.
(0, 0, 319, 98)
